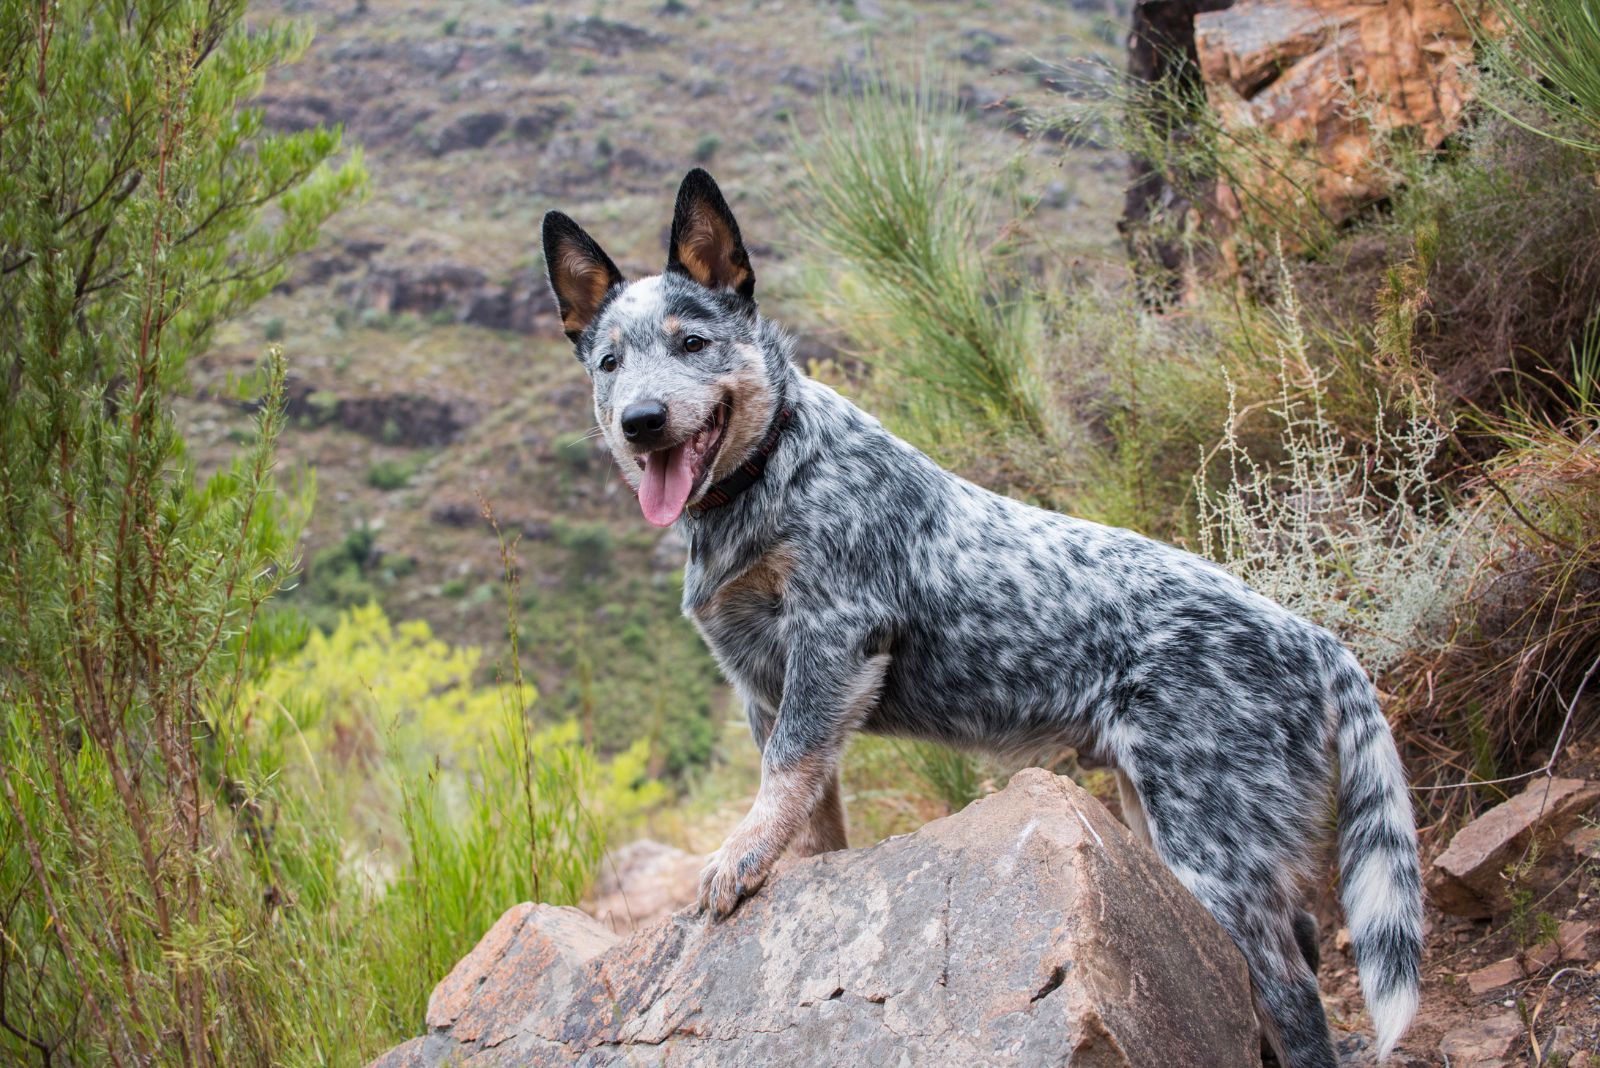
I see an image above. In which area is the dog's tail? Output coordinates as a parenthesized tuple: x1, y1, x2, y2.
(1326, 641, 1422, 1061)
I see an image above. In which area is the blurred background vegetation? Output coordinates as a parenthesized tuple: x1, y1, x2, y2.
(3, 0, 1598, 1062)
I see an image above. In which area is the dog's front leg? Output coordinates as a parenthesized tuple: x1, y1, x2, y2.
(698, 648, 888, 918)
(790, 765, 847, 857)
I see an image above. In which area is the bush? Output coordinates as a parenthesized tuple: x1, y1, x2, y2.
(790, 69, 1049, 448)
(0, 1, 364, 1061)
(1194, 271, 1472, 676)
(693, 134, 721, 163)
(367, 455, 417, 490)
(554, 518, 615, 578)
(232, 603, 666, 1040)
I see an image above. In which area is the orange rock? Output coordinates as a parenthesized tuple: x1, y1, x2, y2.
(1464, 957, 1523, 995)
(1194, 0, 1493, 238)
(1525, 921, 1594, 970)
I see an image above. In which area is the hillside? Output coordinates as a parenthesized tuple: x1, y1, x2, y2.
(181, 0, 1127, 762)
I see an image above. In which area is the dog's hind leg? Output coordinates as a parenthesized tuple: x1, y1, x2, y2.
(1132, 788, 1336, 1068)
(1114, 769, 1152, 848)
(1293, 908, 1320, 976)
(790, 766, 848, 857)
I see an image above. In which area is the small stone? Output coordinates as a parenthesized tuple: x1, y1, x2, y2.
(1567, 824, 1600, 861)
(1439, 1012, 1524, 1066)
(1428, 778, 1600, 917)
(1465, 957, 1523, 994)
(1548, 1025, 1580, 1059)
(1525, 921, 1593, 969)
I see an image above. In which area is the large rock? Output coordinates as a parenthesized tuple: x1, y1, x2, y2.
(1428, 777, 1600, 917)
(1195, 0, 1483, 229)
(1120, 0, 1499, 295)
(367, 770, 1262, 1067)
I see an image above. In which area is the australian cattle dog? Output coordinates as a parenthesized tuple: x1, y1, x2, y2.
(541, 169, 1422, 1067)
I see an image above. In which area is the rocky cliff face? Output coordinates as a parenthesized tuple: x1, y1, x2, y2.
(366, 770, 1261, 1067)
(1122, 0, 1490, 293)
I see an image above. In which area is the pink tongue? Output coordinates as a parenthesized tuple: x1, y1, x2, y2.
(638, 443, 695, 527)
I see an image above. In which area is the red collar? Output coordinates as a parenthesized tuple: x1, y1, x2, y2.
(688, 405, 792, 517)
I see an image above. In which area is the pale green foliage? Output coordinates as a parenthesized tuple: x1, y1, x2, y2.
(1195, 273, 1472, 675)
(229, 603, 665, 1037)
(790, 69, 1048, 445)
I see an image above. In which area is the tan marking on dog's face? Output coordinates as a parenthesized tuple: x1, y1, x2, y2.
(662, 314, 680, 335)
(608, 326, 622, 344)
(709, 344, 775, 484)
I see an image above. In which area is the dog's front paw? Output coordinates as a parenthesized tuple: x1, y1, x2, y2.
(696, 841, 770, 920)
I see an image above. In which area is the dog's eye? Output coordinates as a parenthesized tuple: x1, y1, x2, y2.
(683, 335, 706, 353)
(598, 353, 619, 373)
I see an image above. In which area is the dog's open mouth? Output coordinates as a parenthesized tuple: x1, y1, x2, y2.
(636, 398, 729, 527)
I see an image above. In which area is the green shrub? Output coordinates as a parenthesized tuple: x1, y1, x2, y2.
(232, 603, 666, 1036)
(694, 134, 721, 162)
(0, 1, 365, 1061)
(790, 68, 1048, 446)
(367, 455, 418, 490)
(554, 519, 615, 578)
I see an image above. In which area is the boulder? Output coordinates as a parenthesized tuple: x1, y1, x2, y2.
(366, 770, 1262, 1067)
(585, 839, 701, 933)
(1428, 777, 1600, 917)
(349, 262, 556, 335)
(430, 112, 510, 156)
(1120, 0, 1501, 297)
(1195, 0, 1484, 229)
(276, 378, 478, 447)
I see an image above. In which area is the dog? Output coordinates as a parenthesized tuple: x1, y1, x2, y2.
(541, 169, 1422, 1068)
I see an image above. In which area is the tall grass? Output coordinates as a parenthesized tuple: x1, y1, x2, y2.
(789, 70, 1049, 447)
(1485, 0, 1600, 152)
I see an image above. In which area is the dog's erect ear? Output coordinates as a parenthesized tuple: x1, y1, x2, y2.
(543, 211, 625, 342)
(666, 169, 755, 302)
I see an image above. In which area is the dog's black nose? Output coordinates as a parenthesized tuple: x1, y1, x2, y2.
(621, 400, 669, 445)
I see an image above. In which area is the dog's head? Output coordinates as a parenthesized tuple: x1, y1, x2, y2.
(543, 169, 779, 528)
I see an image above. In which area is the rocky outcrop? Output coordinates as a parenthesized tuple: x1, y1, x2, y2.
(367, 770, 1262, 1067)
(1196, 0, 1483, 226)
(346, 261, 557, 334)
(279, 378, 478, 448)
(1122, 0, 1495, 296)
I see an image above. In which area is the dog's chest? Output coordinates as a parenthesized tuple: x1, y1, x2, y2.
(688, 546, 794, 705)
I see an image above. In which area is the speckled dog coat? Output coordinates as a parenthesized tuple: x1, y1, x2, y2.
(542, 169, 1422, 1068)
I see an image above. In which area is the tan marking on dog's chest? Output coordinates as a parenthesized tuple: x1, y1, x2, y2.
(699, 545, 797, 621)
